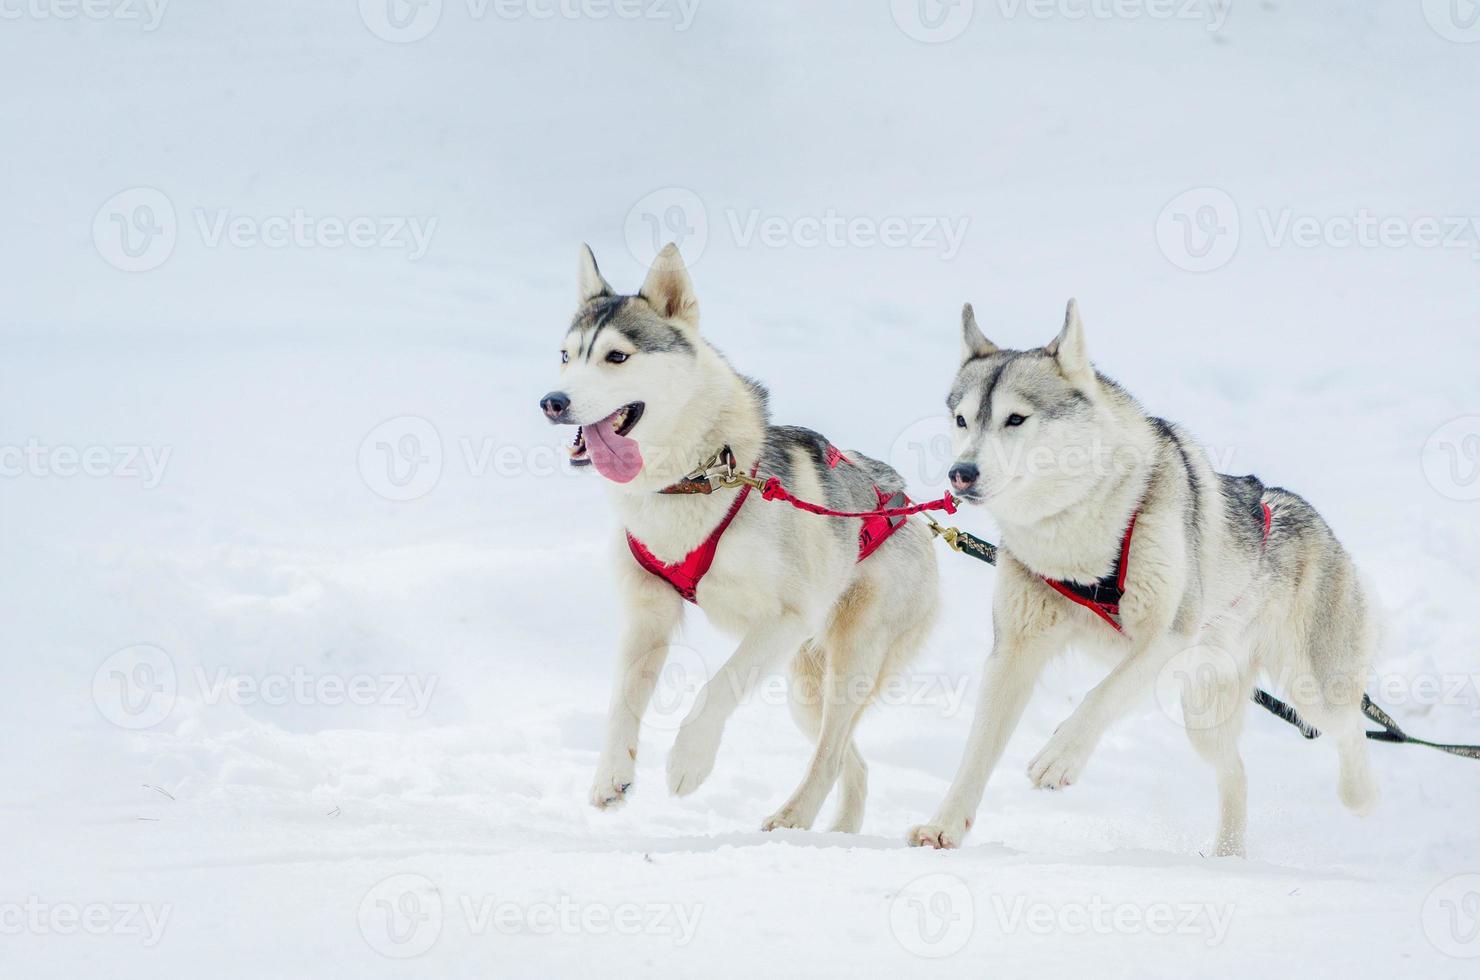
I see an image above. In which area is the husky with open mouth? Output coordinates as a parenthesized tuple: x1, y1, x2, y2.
(907, 301, 1380, 856)
(541, 243, 939, 832)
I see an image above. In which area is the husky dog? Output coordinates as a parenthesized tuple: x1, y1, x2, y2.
(908, 301, 1379, 856)
(541, 243, 939, 832)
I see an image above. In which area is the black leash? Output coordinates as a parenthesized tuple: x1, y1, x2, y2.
(1253, 689, 1480, 760)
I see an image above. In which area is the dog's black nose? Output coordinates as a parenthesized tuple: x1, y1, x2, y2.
(948, 462, 979, 492)
(540, 392, 571, 420)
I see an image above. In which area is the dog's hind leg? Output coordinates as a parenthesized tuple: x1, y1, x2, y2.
(763, 588, 889, 832)
(786, 653, 870, 833)
(1180, 642, 1252, 857)
(1271, 593, 1380, 817)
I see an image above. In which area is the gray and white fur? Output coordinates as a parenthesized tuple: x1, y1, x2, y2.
(545, 243, 940, 832)
(908, 300, 1380, 856)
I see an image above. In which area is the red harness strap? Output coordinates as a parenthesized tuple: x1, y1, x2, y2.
(1045, 501, 1273, 634)
(627, 478, 754, 603)
(626, 446, 918, 603)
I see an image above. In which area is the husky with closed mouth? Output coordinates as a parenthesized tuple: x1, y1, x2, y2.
(908, 300, 1379, 856)
(541, 243, 939, 832)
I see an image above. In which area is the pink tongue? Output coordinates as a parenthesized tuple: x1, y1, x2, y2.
(585, 410, 643, 483)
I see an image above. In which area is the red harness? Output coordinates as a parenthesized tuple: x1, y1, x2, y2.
(1044, 501, 1272, 633)
(626, 447, 912, 604)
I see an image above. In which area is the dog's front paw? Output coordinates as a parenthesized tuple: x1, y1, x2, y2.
(589, 753, 636, 811)
(760, 805, 810, 832)
(907, 815, 971, 850)
(1027, 730, 1094, 790)
(666, 720, 721, 797)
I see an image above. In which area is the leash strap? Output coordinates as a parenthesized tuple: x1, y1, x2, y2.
(757, 478, 958, 520)
(1253, 689, 1480, 759)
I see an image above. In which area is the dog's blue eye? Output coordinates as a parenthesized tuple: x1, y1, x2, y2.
(606, 351, 629, 364)
(955, 415, 967, 429)
(561, 351, 569, 364)
(1006, 413, 1027, 427)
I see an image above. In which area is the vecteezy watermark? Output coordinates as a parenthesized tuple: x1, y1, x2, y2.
(0, 899, 172, 947)
(1154, 642, 1246, 732)
(889, 873, 975, 958)
(0, 439, 172, 488)
(92, 188, 177, 273)
(994, 0, 1229, 30)
(0, 0, 168, 30)
(195, 667, 438, 719)
(1156, 187, 1241, 273)
(356, 416, 686, 500)
(625, 187, 710, 268)
(988, 894, 1234, 945)
(456, 894, 703, 945)
(886, 413, 1241, 490)
(358, 416, 444, 502)
(92, 644, 177, 730)
(93, 644, 442, 728)
(357, 873, 703, 958)
(624, 186, 970, 268)
(631, 644, 974, 733)
(1423, 0, 1480, 43)
(358, 0, 699, 43)
(1423, 873, 1480, 958)
(92, 188, 437, 272)
(1422, 416, 1480, 502)
(890, 0, 975, 43)
(1157, 187, 1480, 272)
(359, 874, 444, 959)
(194, 208, 436, 260)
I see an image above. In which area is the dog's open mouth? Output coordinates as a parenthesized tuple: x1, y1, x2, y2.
(569, 402, 644, 483)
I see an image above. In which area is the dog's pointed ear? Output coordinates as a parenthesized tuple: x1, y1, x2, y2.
(639, 243, 700, 330)
(1046, 298, 1093, 384)
(960, 303, 998, 361)
(577, 243, 614, 305)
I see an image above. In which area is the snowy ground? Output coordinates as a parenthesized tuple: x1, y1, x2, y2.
(4, 2, 1480, 977)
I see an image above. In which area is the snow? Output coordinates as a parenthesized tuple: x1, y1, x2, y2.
(4, 2, 1480, 977)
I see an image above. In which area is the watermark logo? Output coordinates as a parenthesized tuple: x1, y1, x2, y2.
(193, 209, 437, 260)
(195, 667, 438, 719)
(888, 415, 956, 488)
(1422, 416, 1480, 502)
(994, 0, 1228, 30)
(0, 0, 169, 30)
(0, 440, 172, 488)
(891, 0, 975, 42)
(360, 0, 698, 42)
(1422, 873, 1480, 958)
(0, 899, 172, 947)
(625, 187, 970, 265)
(93, 188, 177, 273)
(359, 416, 444, 501)
(632, 644, 710, 733)
(1154, 642, 1245, 732)
(988, 894, 1234, 944)
(359, 0, 443, 42)
(1423, 0, 1480, 43)
(92, 644, 177, 730)
(889, 873, 974, 958)
(359, 873, 444, 958)
(626, 186, 710, 268)
(92, 189, 437, 271)
(1156, 186, 1240, 273)
(357, 873, 702, 954)
(725, 208, 969, 259)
